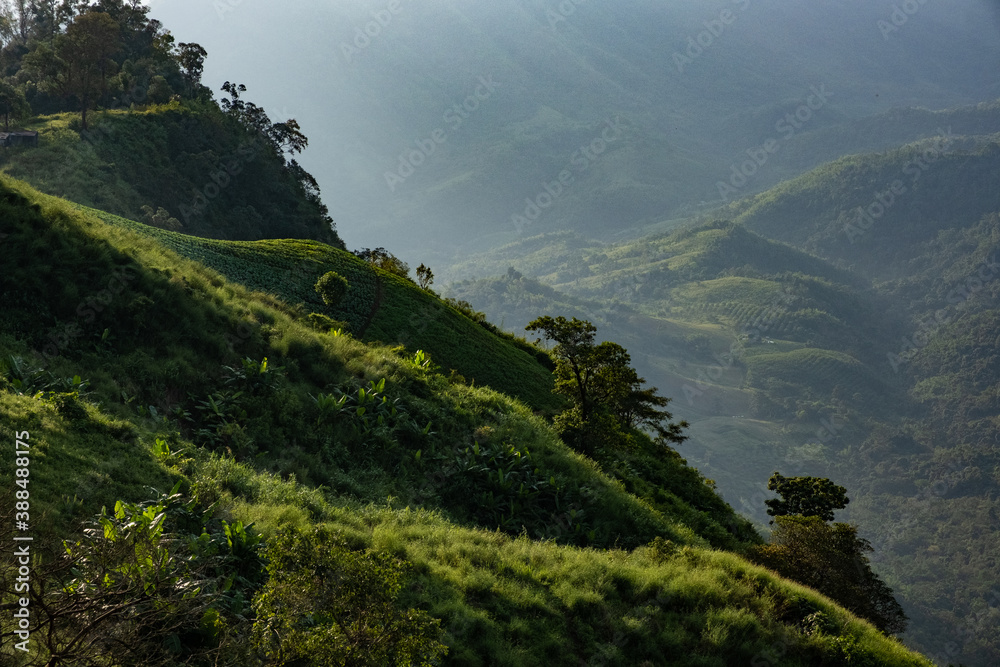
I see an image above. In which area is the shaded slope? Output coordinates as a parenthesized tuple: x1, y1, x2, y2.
(0, 106, 342, 246)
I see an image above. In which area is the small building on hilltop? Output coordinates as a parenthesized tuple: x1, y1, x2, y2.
(0, 131, 38, 148)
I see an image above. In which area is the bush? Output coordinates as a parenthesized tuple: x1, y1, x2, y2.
(315, 271, 350, 307)
(306, 312, 349, 333)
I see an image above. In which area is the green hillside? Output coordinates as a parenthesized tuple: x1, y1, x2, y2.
(0, 174, 937, 665)
(443, 142, 1000, 663)
(728, 133, 1000, 277)
(0, 106, 342, 246)
(72, 204, 564, 414)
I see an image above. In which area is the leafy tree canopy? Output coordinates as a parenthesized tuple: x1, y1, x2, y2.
(55, 10, 121, 129)
(526, 315, 687, 452)
(0, 76, 28, 130)
(752, 515, 908, 636)
(354, 246, 411, 280)
(315, 270, 349, 307)
(765, 471, 849, 522)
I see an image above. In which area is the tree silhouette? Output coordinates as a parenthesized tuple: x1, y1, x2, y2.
(765, 472, 849, 523)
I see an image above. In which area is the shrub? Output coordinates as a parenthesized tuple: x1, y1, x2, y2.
(315, 270, 350, 307)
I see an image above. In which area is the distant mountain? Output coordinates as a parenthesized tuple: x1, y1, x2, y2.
(149, 0, 1000, 262)
(729, 132, 1000, 278)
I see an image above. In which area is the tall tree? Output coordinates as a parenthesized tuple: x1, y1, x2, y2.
(526, 315, 687, 452)
(176, 41, 206, 94)
(0, 77, 29, 130)
(353, 246, 410, 279)
(416, 263, 434, 290)
(751, 474, 907, 635)
(57, 10, 120, 129)
(752, 516, 908, 635)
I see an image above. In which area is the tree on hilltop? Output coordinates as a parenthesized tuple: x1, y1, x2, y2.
(55, 11, 121, 129)
(765, 472, 849, 523)
(354, 247, 411, 280)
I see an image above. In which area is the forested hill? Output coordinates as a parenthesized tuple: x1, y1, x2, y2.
(728, 132, 1000, 278)
(0, 1, 341, 247)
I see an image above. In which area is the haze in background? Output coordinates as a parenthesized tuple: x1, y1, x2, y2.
(149, 0, 1000, 266)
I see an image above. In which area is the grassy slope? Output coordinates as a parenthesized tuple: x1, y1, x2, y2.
(77, 205, 563, 414)
(0, 176, 933, 665)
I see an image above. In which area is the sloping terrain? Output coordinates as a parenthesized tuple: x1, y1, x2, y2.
(446, 140, 1000, 664)
(0, 174, 937, 664)
(76, 205, 564, 414)
(0, 107, 341, 245)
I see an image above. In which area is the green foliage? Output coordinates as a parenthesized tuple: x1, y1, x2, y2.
(60, 12, 121, 129)
(306, 312, 349, 334)
(416, 263, 434, 290)
(0, 173, 940, 666)
(74, 206, 560, 411)
(750, 516, 908, 637)
(0, 106, 342, 246)
(526, 315, 687, 453)
(315, 270, 349, 307)
(354, 246, 410, 280)
(0, 78, 30, 131)
(20, 485, 265, 666)
(140, 204, 181, 231)
(765, 472, 850, 523)
(443, 296, 486, 322)
(251, 526, 448, 666)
